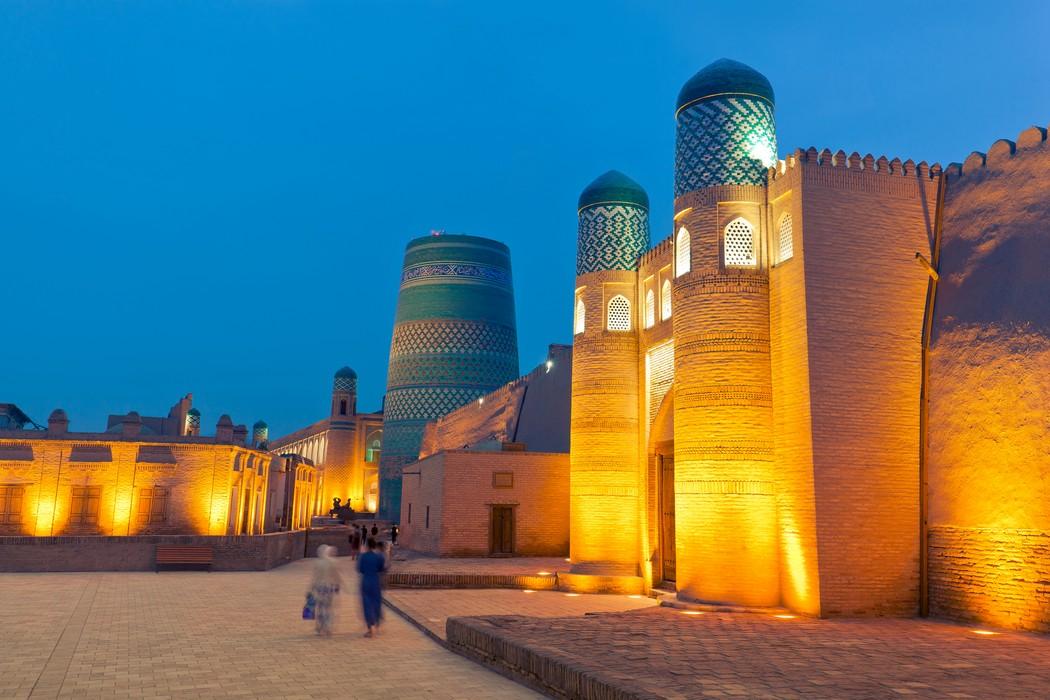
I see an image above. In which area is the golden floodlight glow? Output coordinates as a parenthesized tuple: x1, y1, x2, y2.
(972, 629, 998, 636)
(523, 589, 536, 594)
(565, 593, 581, 597)
(682, 610, 704, 616)
(628, 594, 643, 599)
(774, 614, 797, 619)
(537, 571, 552, 576)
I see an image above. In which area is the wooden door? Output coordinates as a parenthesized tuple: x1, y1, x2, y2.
(660, 455, 676, 581)
(490, 505, 515, 555)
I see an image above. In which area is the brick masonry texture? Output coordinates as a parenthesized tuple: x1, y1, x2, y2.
(447, 606, 1050, 699)
(928, 127, 1050, 631)
(400, 450, 568, 557)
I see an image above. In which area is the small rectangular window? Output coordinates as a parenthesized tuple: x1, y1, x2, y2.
(137, 487, 170, 524)
(492, 471, 514, 488)
(425, 505, 430, 529)
(69, 486, 101, 525)
(407, 503, 411, 524)
(0, 485, 24, 525)
(339, 400, 347, 416)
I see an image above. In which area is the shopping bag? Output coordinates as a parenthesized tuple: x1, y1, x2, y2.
(302, 592, 316, 620)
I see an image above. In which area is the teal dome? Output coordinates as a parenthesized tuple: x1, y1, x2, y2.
(676, 58, 774, 114)
(187, 408, 200, 417)
(578, 170, 649, 211)
(334, 366, 357, 380)
(253, 420, 268, 430)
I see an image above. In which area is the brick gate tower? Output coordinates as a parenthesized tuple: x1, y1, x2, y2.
(380, 234, 519, 521)
(567, 171, 650, 587)
(671, 58, 780, 605)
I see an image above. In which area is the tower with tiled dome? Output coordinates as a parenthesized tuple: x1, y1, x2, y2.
(566, 170, 650, 585)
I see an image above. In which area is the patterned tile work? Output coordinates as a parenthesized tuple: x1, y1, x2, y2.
(333, 375, 357, 393)
(576, 204, 649, 275)
(389, 320, 517, 357)
(675, 96, 776, 196)
(401, 263, 512, 287)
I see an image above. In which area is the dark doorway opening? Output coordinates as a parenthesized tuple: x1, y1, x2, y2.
(490, 505, 515, 555)
(660, 454, 676, 582)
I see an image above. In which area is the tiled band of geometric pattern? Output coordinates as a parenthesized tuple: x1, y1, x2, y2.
(576, 204, 650, 275)
(389, 320, 517, 358)
(386, 355, 520, 388)
(401, 263, 512, 287)
(384, 386, 490, 423)
(333, 376, 357, 393)
(674, 96, 776, 196)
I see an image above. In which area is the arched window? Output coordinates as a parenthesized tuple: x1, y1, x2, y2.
(724, 218, 756, 267)
(675, 227, 691, 277)
(607, 294, 631, 331)
(661, 279, 672, 320)
(644, 289, 655, 328)
(778, 213, 793, 263)
(574, 298, 585, 335)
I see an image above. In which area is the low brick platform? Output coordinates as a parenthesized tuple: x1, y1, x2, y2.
(447, 606, 1050, 699)
(386, 552, 570, 590)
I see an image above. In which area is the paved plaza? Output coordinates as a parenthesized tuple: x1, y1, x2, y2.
(0, 559, 538, 700)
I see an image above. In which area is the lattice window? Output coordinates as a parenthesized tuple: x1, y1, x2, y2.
(645, 289, 656, 328)
(661, 279, 672, 320)
(607, 295, 631, 331)
(0, 485, 24, 525)
(675, 227, 690, 277)
(646, 341, 675, 429)
(724, 218, 756, 267)
(778, 213, 793, 263)
(137, 487, 169, 524)
(574, 297, 585, 335)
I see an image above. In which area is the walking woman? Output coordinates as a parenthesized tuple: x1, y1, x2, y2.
(310, 545, 343, 636)
(357, 537, 386, 637)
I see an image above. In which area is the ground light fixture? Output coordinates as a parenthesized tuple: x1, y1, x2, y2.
(681, 610, 704, 616)
(522, 589, 536, 594)
(774, 614, 797, 619)
(972, 629, 999, 636)
(565, 593, 581, 597)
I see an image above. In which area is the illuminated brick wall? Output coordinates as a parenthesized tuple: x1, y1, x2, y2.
(767, 166, 821, 615)
(570, 269, 643, 577)
(927, 127, 1050, 631)
(399, 450, 568, 557)
(671, 184, 779, 607)
(0, 433, 275, 538)
(772, 150, 936, 616)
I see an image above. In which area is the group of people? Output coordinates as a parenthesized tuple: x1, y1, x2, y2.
(308, 521, 399, 638)
(348, 523, 399, 560)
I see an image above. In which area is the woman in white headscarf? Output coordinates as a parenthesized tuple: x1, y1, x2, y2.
(310, 544, 343, 636)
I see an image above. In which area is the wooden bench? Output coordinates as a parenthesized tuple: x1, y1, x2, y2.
(155, 545, 214, 572)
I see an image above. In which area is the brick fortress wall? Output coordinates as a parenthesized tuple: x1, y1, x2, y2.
(927, 125, 1050, 631)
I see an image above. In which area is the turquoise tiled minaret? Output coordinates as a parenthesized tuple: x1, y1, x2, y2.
(576, 170, 650, 275)
(379, 234, 519, 521)
(674, 58, 777, 196)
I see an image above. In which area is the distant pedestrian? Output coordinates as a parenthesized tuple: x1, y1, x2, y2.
(357, 538, 386, 638)
(361, 525, 369, 544)
(309, 545, 342, 637)
(390, 524, 399, 546)
(370, 523, 378, 538)
(349, 530, 360, 560)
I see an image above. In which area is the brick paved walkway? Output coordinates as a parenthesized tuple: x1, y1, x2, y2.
(386, 588, 656, 641)
(0, 559, 538, 699)
(448, 607, 1050, 699)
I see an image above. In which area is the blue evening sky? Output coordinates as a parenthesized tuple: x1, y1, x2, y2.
(2, 1, 1047, 437)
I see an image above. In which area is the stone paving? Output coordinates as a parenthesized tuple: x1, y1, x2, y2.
(0, 559, 539, 700)
(447, 606, 1050, 699)
(385, 588, 656, 641)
